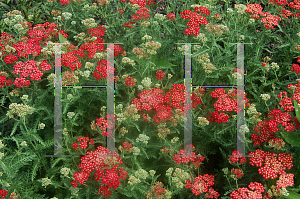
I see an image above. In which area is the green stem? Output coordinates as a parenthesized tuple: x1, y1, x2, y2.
(23, 116, 48, 173)
(225, 175, 232, 190)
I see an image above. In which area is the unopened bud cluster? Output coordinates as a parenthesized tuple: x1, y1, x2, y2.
(232, 72, 243, 80)
(196, 33, 207, 43)
(6, 103, 35, 118)
(141, 77, 152, 89)
(135, 169, 148, 180)
(197, 116, 209, 126)
(81, 18, 97, 28)
(136, 134, 150, 144)
(122, 57, 136, 66)
(73, 32, 86, 42)
(197, 53, 217, 74)
(154, 13, 166, 21)
(41, 177, 52, 187)
(128, 175, 141, 185)
(133, 146, 140, 155)
(141, 21, 151, 27)
(238, 124, 249, 134)
(177, 45, 190, 56)
(171, 137, 179, 143)
(260, 93, 271, 101)
(60, 167, 71, 176)
(234, 4, 247, 14)
(0, 140, 5, 149)
(246, 104, 262, 123)
(205, 23, 229, 36)
(167, 168, 190, 189)
(62, 12, 72, 20)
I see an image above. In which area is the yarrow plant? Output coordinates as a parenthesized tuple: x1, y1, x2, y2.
(0, 0, 300, 198)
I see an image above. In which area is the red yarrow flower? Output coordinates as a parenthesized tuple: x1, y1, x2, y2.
(118, 9, 125, 14)
(228, 150, 247, 164)
(230, 182, 265, 199)
(186, 174, 217, 196)
(290, 63, 300, 74)
(98, 185, 112, 198)
(245, 4, 264, 15)
(124, 76, 137, 86)
(156, 69, 166, 80)
(166, 13, 175, 20)
(59, 0, 70, 5)
(249, 149, 294, 180)
(194, 6, 211, 15)
(276, 173, 294, 189)
(0, 189, 8, 198)
(230, 168, 244, 179)
(3, 55, 18, 64)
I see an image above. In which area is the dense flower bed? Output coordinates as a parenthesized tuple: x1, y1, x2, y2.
(0, 0, 300, 198)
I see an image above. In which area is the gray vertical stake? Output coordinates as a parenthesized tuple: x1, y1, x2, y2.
(106, 44, 116, 157)
(184, 44, 192, 154)
(175, 43, 202, 158)
(237, 43, 245, 156)
(229, 42, 252, 158)
(46, 43, 71, 157)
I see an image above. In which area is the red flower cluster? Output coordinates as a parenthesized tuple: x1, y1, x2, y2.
(180, 9, 208, 36)
(191, 90, 203, 108)
(132, 87, 164, 111)
(290, 63, 300, 74)
(276, 173, 294, 189)
(124, 76, 137, 86)
(0, 75, 12, 88)
(248, 149, 293, 180)
(0, 23, 72, 88)
(92, 115, 117, 137)
(146, 181, 168, 199)
(245, 4, 264, 16)
(118, 9, 125, 14)
(245, 4, 282, 29)
(3, 55, 18, 64)
(94, 116, 108, 136)
(230, 168, 244, 179)
(166, 13, 175, 20)
(228, 150, 247, 164)
(71, 146, 128, 198)
(59, 0, 70, 5)
(131, 83, 203, 124)
(93, 60, 109, 80)
(288, 0, 300, 10)
(71, 137, 94, 149)
(0, 32, 15, 46)
(206, 88, 250, 124)
(122, 21, 135, 28)
(0, 189, 8, 199)
(125, 0, 155, 7)
(173, 145, 205, 168)
(278, 7, 294, 18)
(230, 182, 265, 199)
(121, 141, 134, 152)
(194, 6, 211, 15)
(12, 77, 31, 87)
(251, 109, 294, 145)
(156, 69, 166, 80)
(185, 174, 219, 198)
(260, 12, 281, 29)
(131, 7, 150, 21)
(13, 60, 44, 81)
